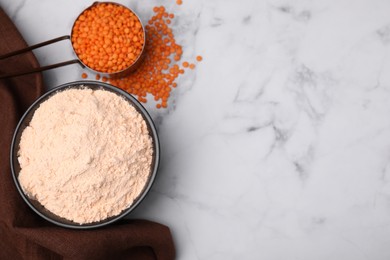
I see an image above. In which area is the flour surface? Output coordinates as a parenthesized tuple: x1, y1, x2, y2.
(18, 88, 153, 224)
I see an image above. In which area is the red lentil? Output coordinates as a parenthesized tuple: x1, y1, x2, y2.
(109, 6, 186, 108)
(72, 3, 144, 74)
(80, 4, 201, 109)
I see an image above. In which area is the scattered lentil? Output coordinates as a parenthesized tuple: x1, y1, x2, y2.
(109, 6, 186, 108)
(79, 4, 201, 109)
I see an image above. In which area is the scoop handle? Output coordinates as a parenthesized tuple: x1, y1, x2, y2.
(0, 35, 71, 60)
(0, 60, 84, 79)
(0, 35, 85, 79)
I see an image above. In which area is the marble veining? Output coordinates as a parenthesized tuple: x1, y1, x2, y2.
(2, 0, 390, 259)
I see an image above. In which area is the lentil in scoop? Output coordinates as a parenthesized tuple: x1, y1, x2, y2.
(71, 3, 144, 74)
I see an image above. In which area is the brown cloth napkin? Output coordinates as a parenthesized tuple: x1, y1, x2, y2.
(0, 8, 175, 260)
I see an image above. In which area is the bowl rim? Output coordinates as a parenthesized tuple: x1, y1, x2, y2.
(10, 80, 160, 229)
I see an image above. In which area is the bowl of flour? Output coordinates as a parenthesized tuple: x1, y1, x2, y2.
(10, 81, 159, 229)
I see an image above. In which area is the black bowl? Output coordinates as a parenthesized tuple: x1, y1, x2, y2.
(10, 80, 160, 229)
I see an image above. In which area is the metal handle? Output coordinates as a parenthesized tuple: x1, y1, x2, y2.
(0, 60, 84, 79)
(0, 35, 85, 79)
(0, 35, 71, 60)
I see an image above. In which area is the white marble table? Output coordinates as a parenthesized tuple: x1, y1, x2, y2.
(3, 0, 390, 259)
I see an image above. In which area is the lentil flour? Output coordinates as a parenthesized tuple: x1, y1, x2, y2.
(17, 88, 153, 224)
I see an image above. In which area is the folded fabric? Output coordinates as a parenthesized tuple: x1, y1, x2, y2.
(0, 8, 175, 260)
